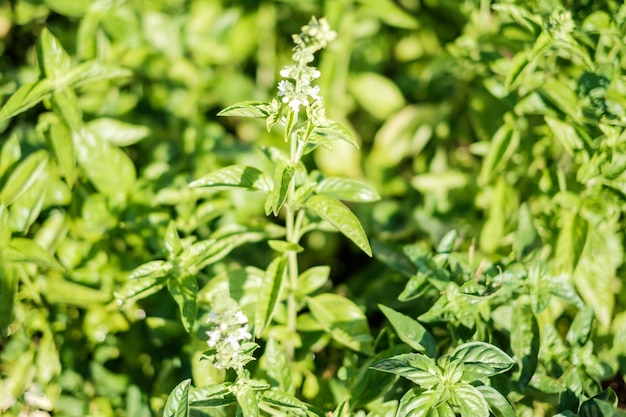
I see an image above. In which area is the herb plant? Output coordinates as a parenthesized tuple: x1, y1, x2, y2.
(1, 1, 626, 417)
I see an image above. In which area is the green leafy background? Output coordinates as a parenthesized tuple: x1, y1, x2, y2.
(1, 0, 626, 416)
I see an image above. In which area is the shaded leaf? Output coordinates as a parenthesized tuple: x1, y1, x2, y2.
(510, 302, 539, 389)
(188, 383, 235, 407)
(264, 337, 294, 394)
(307, 293, 373, 355)
(475, 385, 516, 417)
(266, 162, 295, 216)
(566, 306, 594, 347)
(379, 304, 436, 357)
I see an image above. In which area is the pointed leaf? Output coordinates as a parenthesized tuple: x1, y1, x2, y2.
(396, 388, 440, 417)
(189, 165, 273, 192)
(86, 118, 149, 146)
(0, 266, 18, 339)
(510, 302, 539, 389)
(48, 115, 76, 184)
(379, 304, 436, 357)
(0, 150, 48, 206)
(305, 194, 372, 256)
(296, 265, 330, 297)
(0, 79, 55, 121)
(167, 273, 198, 333)
(478, 123, 520, 186)
(115, 261, 171, 302)
(451, 342, 515, 381)
(217, 101, 271, 118)
(264, 337, 295, 394)
(164, 221, 182, 258)
(266, 162, 295, 216)
(236, 386, 259, 417)
(51, 87, 82, 132)
(453, 384, 489, 417)
(311, 121, 360, 149)
(163, 379, 190, 417)
(307, 293, 373, 355)
(6, 237, 63, 270)
(188, 383, 235, 407)
(67, 61, 132, 88)
(475, 385, 516, 417)
(254, 256, 286, 336)
(566, 306, 595, 347)
(372, 353, 440, 387)
(36, 28, 72, 79)
(317, 177, 380, 202)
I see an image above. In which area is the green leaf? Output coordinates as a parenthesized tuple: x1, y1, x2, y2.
(52, 87, 82, 132)
(372, 354, 439, 387)
(396, 388, 441, 417)
(254, 256, 286, 337)
(453, 384, 489, 417)
(36, 27, 72, 79)
(566, 306, 594, 347)
(0, 266, 18, 339)
(317, 176, 380, 202)
(348, 72, 405, 120)
(545, 116, 585, 156)
(0, 134, 21, 179)
(475, 385, 516, 417)
(267, 239, 303, 253)
(296, 265, 330, 297)
(217, 101, 271, 118)
(6, 237, 63, 270)
(167, 273, 198, 333)
(163, 378, 190, 417)
(66, 61, 132, 88)
(86, 118, 150, 146)
(528, 262, 552, 314)
(510, 302, 539, 389)
(77, 130, 136, 197)
(164, 221, 183, 258)
(514, 203, 540, 260)
(450, 342, 515, 381)
(266, 162, 295, 216)
(114, 261, 171, 302)
(43, 277, 111, 307)
(307, 293, 374, 355)
(8, 173, 47, 233)
(436, 230, 458, 254)
(0, 79, 55, 121)
(264, 337, 294, 394)
(305, 194, 372, 256)
(379, 304, 436, 357)
(48, 115, 76, 184)
(0, 150, 48, 206)
(181, 226, 265, 273)
(261, 390, 315, 414)
(189, 165, 273, 192)
(478, 122, 520, 186)
(554, 209, 588, 274)
(311, 121, 360, 149)
(188, 383, 236, 407)
(235, 386, 259, 417)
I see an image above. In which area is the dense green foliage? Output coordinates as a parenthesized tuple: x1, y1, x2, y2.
(1, 0, 626, 416)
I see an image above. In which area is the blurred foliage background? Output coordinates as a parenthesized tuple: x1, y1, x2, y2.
(1, 0, 626, 415)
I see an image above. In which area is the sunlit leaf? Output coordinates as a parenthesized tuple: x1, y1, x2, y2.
(255, 256, 286, 337)
(264, 337, 294, 394)
(451, 342, 515, 381)
(189, 165, 273, 192)
(305, 194, 372, 256)
(453, 384, 489, 417)
(311, 121, 360, 149)
(475, 385, 517, 417)
(36, 27, 72, 79)
(217, 101, 271, 118)
(266, 162, 295, 216)
(167, 273, 198, 333)
(235, 386, 259, 417)
(317, 176, 380, 202)
(0, 150, 48, 206)
(87, 118, 150, 146)
(163, 378, 190, 417)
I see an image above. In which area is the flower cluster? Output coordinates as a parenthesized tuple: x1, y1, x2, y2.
(204, 294, 254, 370)
(276, 17, 336, 117)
